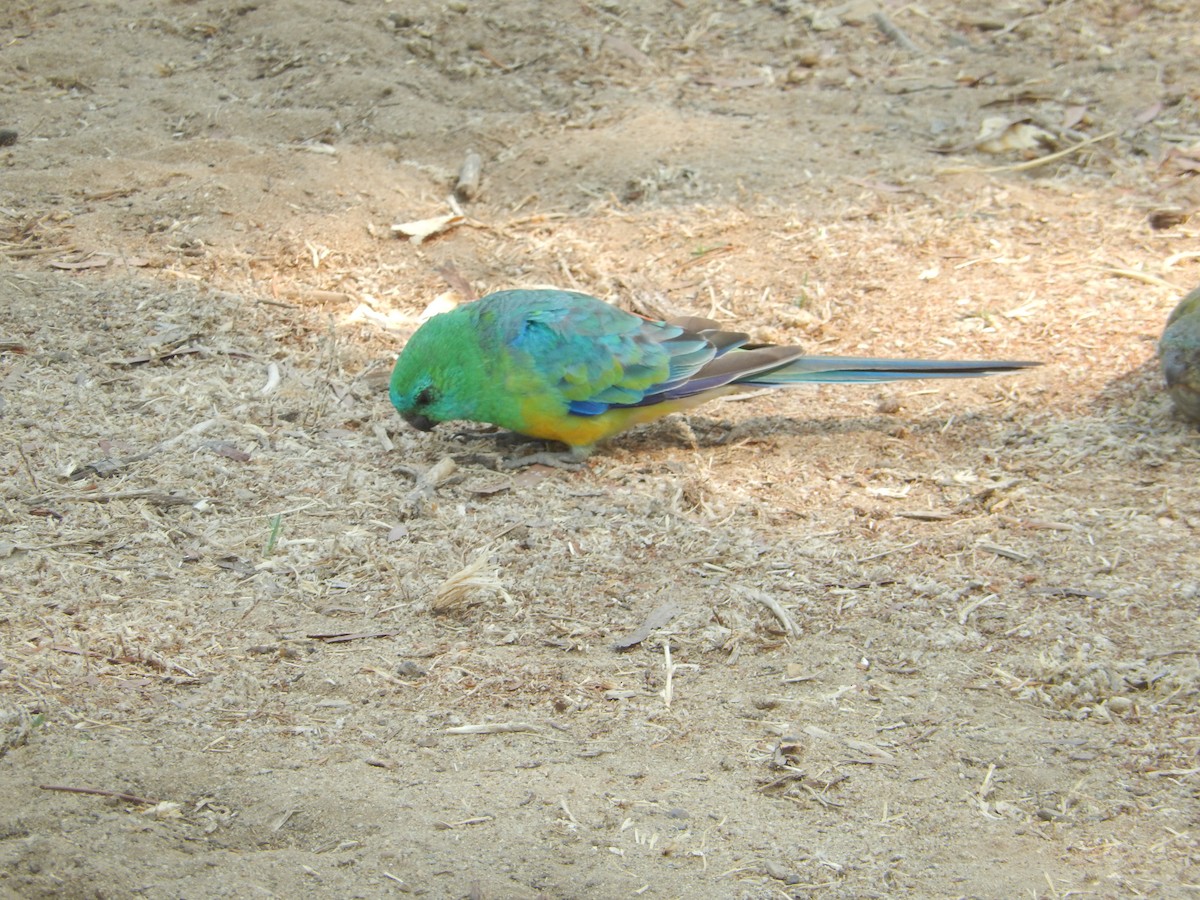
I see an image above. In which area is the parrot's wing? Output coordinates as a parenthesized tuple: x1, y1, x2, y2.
(505, 294, 740, 415)
(550, 318, 808, 414)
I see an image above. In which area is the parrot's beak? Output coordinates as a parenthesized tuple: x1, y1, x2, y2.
(402, 412, 436, 432)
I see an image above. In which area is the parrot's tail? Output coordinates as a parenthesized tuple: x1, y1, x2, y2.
(657, 342, 1039, 401)
(748, 355, 1041, 385)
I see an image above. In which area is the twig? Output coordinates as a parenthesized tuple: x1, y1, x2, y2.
(39, 784, 159, 805)
(1146, 767, 1200, 778)
(1164, 250, 1200, 269)
(978, 763, 997, 800)
(940, 129, 1119, 175)
(1097, 268, 1178, 290)
(660, 639, 674, 708)
(744, 588, 799, 636)
(871, 12, 923, 55)
(976, 542, 1032, 562)
(559, 798, 581, 828)
(399, 456, 458, 519)
(433, 815, 494, 830)
(15, 441, 38, 491)
(28, 489, 199, 507)
(855, 541, 920, 564)
(307, 629, 401, 643)
(68, 450, 155, 481)
(958, 593, 998, 625)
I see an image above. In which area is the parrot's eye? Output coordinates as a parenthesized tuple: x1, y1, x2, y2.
(414, 386, 438, 407)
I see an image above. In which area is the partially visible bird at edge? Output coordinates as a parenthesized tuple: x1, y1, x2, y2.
(1160, 284, 1200, 425)
(389, 289, 1041, 460)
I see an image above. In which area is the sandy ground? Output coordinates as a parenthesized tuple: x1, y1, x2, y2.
(1, 1, 1199, 898)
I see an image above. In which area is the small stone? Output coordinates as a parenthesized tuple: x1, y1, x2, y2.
(397, 660, 428, 678)
(1106, 696, 1132, 715)
(761, 860, 798, 883)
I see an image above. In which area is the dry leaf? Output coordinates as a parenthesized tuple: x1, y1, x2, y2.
(1061, 105, 1088, 130)
(1130, 101, 1163, 127)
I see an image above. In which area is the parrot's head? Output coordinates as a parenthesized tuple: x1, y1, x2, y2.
(389, 308, 480, 432)
(390, 375, 441, 432)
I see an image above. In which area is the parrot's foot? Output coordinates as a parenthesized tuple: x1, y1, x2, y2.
(497, 444, 593, 471)
(447, 428, 593, 469)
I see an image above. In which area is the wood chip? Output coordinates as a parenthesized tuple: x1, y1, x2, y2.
(895, 510, 951, 521)
(976, 542, 1031, 562)
(391, 213, 464, 245)
(454, 150, 483, 201)
(398, 456, 458, 518)
(611, 601, 683, 650)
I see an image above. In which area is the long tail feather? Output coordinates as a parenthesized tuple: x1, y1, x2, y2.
(749, 355, 1040, 385)
(660, 347, 1038, 402)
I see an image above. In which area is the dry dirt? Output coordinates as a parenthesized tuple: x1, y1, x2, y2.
(1, 1, 1199, 898)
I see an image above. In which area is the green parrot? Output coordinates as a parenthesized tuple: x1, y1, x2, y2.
(389, 289, 1039, 458)
(1161, 285, 1200, 423)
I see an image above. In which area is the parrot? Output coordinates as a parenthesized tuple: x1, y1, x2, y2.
(389, 289, 1040, 459)
(1160, 285, 1200, 424)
